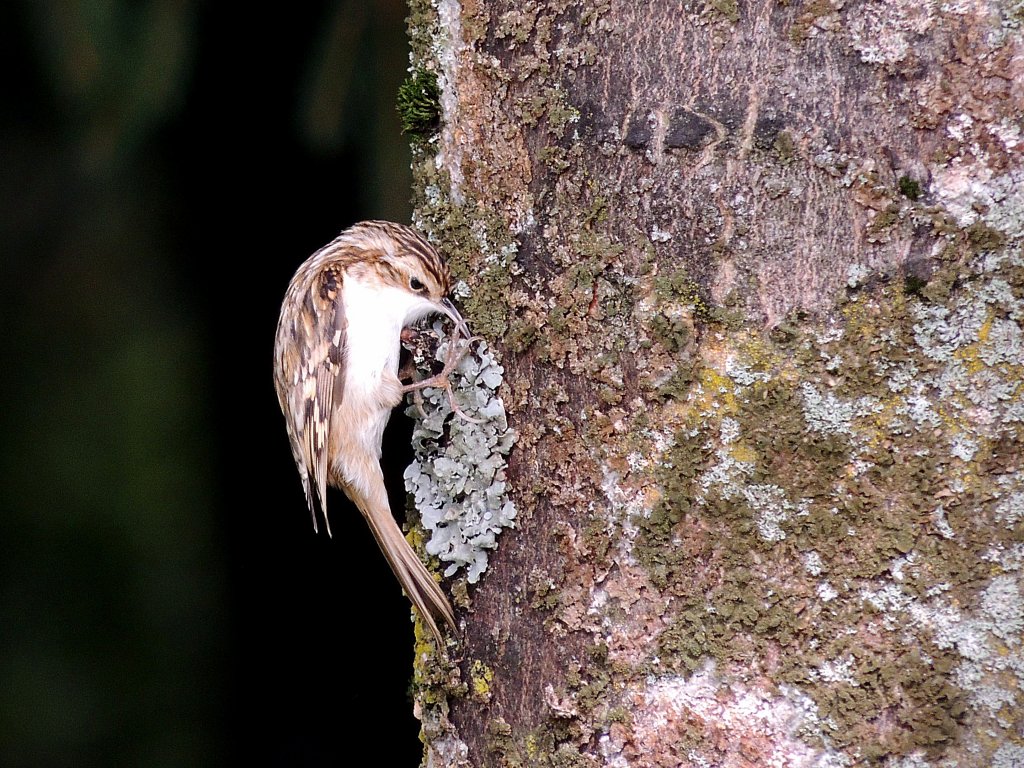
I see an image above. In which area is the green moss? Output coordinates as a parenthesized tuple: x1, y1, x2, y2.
(494, 9, 535, 43)
(773, 130, 795, 163)
(574, 671, 610, 712)
(547, 305, 569, 335)
(898, 175, 923, 200)
(650, 312, 692, 353)
(463, 263, 512, 337)
(405, 0, 438, 62)
(869, 206, 899, 233)
(633, 427, 709, 587)
(550, 744, 591, 768)
(527, 569, 561, 612)
(788, 0, 835, 42)
(656, 364, 698, 401)
(485, 717, 524, 766)
(809, 646, 965, 754)
(710, 0, 740, 23)
(966, 220, 1007, 251)
(397, 67, 441, 137)
(544, 87, 580, 138)
(576, 230, 623, 262)
(649, 268, 719, 345)
(920, 264, 956, 304)
(539, 145, 571, 173)
(515, 94, 548, 128)
(406, 0, 1023, 758)
(903, 273, 927, 296)
(505, 318, 539, 354)
(627, 234, 1023, 760)
(407, 161, 516, 338)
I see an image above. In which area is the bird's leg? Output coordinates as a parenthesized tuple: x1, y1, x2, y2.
(400, 324, 467, 392)
(401, 322, 485, 423)
(398, 328, 432, 418)
(405, 381, 429, 420)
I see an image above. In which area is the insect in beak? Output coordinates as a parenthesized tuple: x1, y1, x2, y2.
(439, 297, 472, 340)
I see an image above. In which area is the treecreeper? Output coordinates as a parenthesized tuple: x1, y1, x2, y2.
(273, 220, 476, 646)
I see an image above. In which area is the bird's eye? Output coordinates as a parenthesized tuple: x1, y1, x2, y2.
(410, 277, 426, 292)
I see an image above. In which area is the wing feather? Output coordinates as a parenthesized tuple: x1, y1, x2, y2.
(274, 264, 346, 535)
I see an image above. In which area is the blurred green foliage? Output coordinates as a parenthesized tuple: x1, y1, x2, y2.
(0, 1, 412, 765)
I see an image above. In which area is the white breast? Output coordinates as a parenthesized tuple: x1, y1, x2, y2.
(342, 279, 406, 397)
(333, 277, 434, 469)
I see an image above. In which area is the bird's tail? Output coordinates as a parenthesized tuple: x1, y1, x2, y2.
(356, 493, 456, 647)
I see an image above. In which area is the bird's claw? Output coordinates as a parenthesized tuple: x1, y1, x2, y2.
(402, 321, 485, 423)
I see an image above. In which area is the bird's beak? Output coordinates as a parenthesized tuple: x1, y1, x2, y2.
(438, 297, 472, 340)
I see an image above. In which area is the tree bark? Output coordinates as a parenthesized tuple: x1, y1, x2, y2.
(404, 0, 1024, 765)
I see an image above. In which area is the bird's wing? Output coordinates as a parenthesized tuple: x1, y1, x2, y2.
(274, 265, 346, 534)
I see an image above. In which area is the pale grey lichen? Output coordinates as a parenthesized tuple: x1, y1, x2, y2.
(983, 542, 1024, 572)
(743, 483, 795, 543)
(884, 359, 919, 392)
(911, 303, 985, 363)
(719, 416, 741, 444)
(845, 263, 871, 289)
(993, 743, 1024, 768)
(803, 551, 824, 576)
(964, 367, 1018, 409)
(817, 582, 839, 603)
(635, 666, 849, 767)
(813, 655, 857, 685)
(800, 383, 878, 435)
(901, 386, 942, 426)
(405, 328, 516, 582)
(934, 165, 1024, 240)
(699, 448, 755, 492)
(949, 434, 977, 462)
(869, 571, 1024, 720)
(980, 575, 1024, 644)
(724, 355, 770, 386)
(994, 490, 1024, 529)
(887, 754, 932, 768)
(980, 317, 1024, 366)
(931, 506, 956, 540)
(845, 0, 934, 66)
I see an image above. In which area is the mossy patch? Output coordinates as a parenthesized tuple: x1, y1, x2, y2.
(397, 67, 441, 137)
(898, 174, 923, 200)
(709, 0, 740, 23)
(629, 234, 1023, 761)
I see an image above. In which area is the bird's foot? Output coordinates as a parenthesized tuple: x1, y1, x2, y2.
(401, 322, 485, 423)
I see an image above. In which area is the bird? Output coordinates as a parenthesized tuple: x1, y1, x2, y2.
(273, 220, 470, 646)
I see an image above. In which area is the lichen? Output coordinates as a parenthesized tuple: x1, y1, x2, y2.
(406, 0, 1023, 764)
(405, 330, 516, 583)
(618, 234, 1023, 763)
(470, 659, 495, 701)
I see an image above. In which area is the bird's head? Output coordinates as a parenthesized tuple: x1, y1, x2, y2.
(345, 220, 470, 336)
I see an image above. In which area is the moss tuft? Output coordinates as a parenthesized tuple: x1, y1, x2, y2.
(966, 220, 1007, 251)
(898, 174, 922, 200)
(710, 0, 740, 23)
(397, 68, 441, 137)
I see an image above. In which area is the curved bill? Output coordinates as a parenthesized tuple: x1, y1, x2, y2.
(438, 297, 472, 340)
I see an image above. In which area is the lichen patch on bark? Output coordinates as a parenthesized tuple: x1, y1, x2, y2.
(405, 0, 1024, 765)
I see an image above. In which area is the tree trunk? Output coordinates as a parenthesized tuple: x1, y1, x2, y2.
(402, 0, 1024, 765)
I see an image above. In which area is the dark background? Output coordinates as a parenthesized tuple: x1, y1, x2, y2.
(1, 1, 428, 764)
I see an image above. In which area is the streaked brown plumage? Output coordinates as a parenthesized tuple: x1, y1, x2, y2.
(273, 221, 467, 645)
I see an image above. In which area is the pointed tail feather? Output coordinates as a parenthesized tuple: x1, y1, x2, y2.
(357, 497, 456, 646)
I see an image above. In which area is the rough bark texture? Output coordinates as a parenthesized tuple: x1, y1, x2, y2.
(403, 1, 1024, 766)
